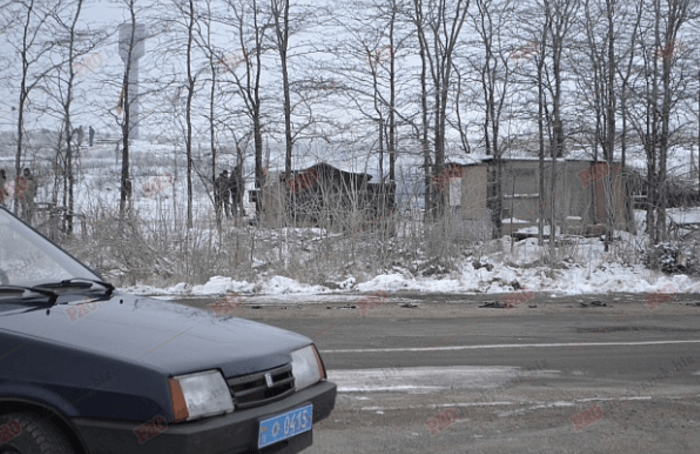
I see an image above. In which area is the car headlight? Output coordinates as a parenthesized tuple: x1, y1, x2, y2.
(168, 370, 234, 422)
(291, 345, 326, 391)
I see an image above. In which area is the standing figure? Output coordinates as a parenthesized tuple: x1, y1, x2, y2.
(0, 169, 7, 206)
(17, 168, 37, 224)
(230, 165, 245, 217)
(89, 126, 95, 147)
(74, 126, 84, 146)
(214, 170, 231, 218)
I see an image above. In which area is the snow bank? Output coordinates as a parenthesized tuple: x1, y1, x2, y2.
(125, 258, 700, 299)
(121, 229, 700, 298)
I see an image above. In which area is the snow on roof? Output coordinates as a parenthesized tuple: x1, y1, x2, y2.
(443, 153, 484, 167)
(445, 149, 613, 166)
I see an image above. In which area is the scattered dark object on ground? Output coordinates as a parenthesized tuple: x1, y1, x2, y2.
(473, 260, 494, 272)
(421, 264, 448, 277)
(686, 302, 700, 307)
(643, 241, 697, 274)
(479, 301, 507, 309)
(399, 302, 419, 308)
(251, 305, 262, 309)
(580, 301, 607, 308)
(528, 305, 538, 308)
(323, 281, 341, 290)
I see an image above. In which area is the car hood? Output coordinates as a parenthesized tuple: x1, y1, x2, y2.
(0, 294, 309, 377)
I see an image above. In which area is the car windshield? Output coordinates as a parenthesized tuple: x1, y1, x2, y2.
(0, 207, 100, 287)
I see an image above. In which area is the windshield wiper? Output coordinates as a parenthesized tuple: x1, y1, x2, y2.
(35, 278, 115, 297)
(0, 285, 59, 306)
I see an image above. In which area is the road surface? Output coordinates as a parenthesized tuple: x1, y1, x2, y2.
(173, 292, 700, 453)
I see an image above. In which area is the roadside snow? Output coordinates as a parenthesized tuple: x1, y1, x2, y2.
(256, 275, 330, 295)
(45, 140, 700, 298)
(124, 237, 700, 297)
(191, 276, 256, 295)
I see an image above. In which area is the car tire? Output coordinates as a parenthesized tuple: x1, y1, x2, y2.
(0, 413, 74, 454)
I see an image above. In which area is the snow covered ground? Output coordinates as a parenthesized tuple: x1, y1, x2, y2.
(125, 232, 699, 299)
(7, 139, 700, 299)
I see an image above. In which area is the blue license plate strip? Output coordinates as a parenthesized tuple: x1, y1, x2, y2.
(258, 404, 313, 449)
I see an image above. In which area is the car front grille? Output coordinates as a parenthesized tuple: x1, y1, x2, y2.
(227, 364, 295, 409)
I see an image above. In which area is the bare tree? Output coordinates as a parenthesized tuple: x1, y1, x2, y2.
(614, 1, 643, 234)
(467, 0, 516, 238)
(192, 0, 222, 226)
(3, 0, 60, 215)
(48, 0, 92, 235)
(511, 2, 548, 243)
(323, 0, 408, 187)
(269, 0, 293, 179)
(386, 0, 400, 186)
(533, 10, 550, 245)
(541, 0, 577, 249)
(514, 0, 576, 246)
(626, 0, 697, 243)
(409, 0, 470, 219)
(223, 0, 268, 217)
(576, 0, 618, 250)
(117, 0, 147, 215)
(168, 0, 198, 229)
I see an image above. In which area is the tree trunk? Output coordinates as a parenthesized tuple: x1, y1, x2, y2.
(185, 0, 196, 230)
(272, 0, 292, 180)
(604, 0, 616, 252)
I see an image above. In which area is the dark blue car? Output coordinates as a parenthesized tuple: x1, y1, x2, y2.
(0, 205, 336, 454)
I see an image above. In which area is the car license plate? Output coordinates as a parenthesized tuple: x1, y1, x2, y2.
(258, 404, 313, 449)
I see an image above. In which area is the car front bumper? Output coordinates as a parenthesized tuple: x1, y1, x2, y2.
(72, 380, 336, 454)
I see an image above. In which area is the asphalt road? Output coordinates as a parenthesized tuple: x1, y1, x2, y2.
(174, 292, 700, 453)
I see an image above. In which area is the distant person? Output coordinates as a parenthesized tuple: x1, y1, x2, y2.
(89, 126, 95, 147)
(0, 169, 7, 205)
(230, 165, 245, 217)
(17, 168, 37, 223)
(215, 170, 231, 218)
(75, 126, 84, 145)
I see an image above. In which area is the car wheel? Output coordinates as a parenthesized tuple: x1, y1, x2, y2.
(0, 413, 74, 454)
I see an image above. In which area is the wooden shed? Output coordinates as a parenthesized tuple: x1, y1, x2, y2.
(261, 162, 395, 231)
